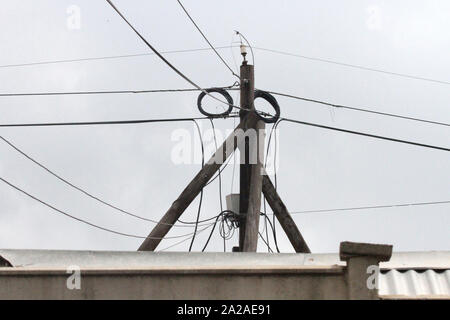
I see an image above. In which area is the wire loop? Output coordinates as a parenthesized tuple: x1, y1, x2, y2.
(197, 88, 235, 117)
(254, 90, 281, 123)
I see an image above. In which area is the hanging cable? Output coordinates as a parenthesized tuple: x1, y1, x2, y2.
(176, 0, 239, 78)
(263, 90, 450, 128)
(263, 120, 283, 252)
(0, 46, 237, 70)
(0, 84, 239, 98)
(0, 115, 239, 128)
(0, 135, 212, 228)
(253, 46, 450, 86)
(260, 212, 279, 253)
(197, 88, 235, 117)
(188, 120, 205, 251)
(254, 90, 281, 123)
(0, 176, 210, 240)
(201, 210, 239, 252)
(104, 0, 242, 112)
(209, 119, 226, 251)
(281, 117, 450, 152)
(287, 199, 450, 215)
(159, 222, 215, 251)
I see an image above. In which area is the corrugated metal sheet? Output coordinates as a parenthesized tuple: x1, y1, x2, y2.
(379, 269, 450, 299)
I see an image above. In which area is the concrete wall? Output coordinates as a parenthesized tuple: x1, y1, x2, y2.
(0, 242, 393, 300)
(0, 267, 347, 300)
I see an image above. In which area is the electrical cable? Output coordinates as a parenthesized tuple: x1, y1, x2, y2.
(0, 135, 208, 228)
(105, 0, 242, 112)
(0, 115, 239, 128)
(4, 44, 448, 87)
(260, 212, 279, 253)
(258, 231, 273, 253)
(158, 222, 215, 251)
(253, 46, 450, 86)
(201, 210, 239, 252)
(0, 176, 208, 240)
(176, 0, 239, 78)
(188, 120, 205, 251)
(201, 215, 221, 252)
(209, 118, 226, 251)
(287, 200, 450, 215)
(197, 88, 235, 117)
(0, 46, 236, 69)
(204, 153, 232, 187)
(281, 117, 450, 152)
(263, 90, 450, 128)
(254, 90, 281, 123)
(0, 84, 239, 98)
(263, 120, 282, 252)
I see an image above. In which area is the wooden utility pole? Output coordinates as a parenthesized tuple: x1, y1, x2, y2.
(138, 49, 310, 253)
(238, 61, 265, 252)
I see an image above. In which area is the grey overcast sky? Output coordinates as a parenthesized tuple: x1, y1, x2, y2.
(0, 0, 449, 253)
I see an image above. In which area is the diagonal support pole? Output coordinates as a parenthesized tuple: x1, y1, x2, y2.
(262, 174, 311, 253)
(138, 114, 258, 251)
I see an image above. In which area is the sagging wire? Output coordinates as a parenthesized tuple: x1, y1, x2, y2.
(188, 119, 205, 251)
(262, 119, 283, 252)
(159, 222, 215, 251)
(209, 118, 226, 251)
(176, 0, 239, 79)
(202, 210, 239, 252)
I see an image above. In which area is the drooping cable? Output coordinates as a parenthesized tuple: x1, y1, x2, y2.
(264, 90, 450, 128)
(159, 222, 215, 251)
(208, 118, 226, 251)
(281, 117, 450, 152)
(201, 210, 239, 252)
(0, 135, 203, 228)
(105, 0, 241, 112)
(0, 46, 236, 69)
(0, 176, 209, 240)
(0, 115, 239, 128)
(0, 84, 239, 98)
(188, 120, 205, 251)
(263, 121, 282, 252)
(253, 46, 450, 86)
(176, 0, 239, 78)
(288, 200, 450, 215)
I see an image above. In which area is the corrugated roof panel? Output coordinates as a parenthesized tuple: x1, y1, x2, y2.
(379, 269, 450, 298)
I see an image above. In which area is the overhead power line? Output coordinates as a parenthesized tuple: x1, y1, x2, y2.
(263, 90, 450, 128)
(0, 84, 238, 98)
(2, 44, 449, 87)
(289, 200, 450, 215)
(2, 114, 447, 152)
(0, 115, 238, 128)
(281, 117, 450, 152)
(104, 0, 240, 111)
(0, 46, 233, 69)
(0, 176, 213, 240)
(253, 46, 450, 86)
(176, 0, 239, 78)
(0, 135, 212, 228)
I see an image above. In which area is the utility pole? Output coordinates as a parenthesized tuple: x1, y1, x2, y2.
(238, 53, 265, 252)
(138, 45, 310, 254)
